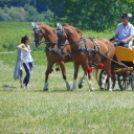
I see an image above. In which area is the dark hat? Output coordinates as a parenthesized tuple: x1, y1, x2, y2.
(121, 14, 128, 19)
(121, 13, 132, 19)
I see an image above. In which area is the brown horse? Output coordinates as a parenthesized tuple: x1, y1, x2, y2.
(32, 22, 73, 91)
(56, 23, 116, 91)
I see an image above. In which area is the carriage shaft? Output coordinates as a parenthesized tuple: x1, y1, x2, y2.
(115, 67, 133, 73)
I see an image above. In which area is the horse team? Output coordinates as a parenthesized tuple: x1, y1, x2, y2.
(32, 22, 127, 91)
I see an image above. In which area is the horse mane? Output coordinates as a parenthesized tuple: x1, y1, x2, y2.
(62, 23, 83, 35)
(74, 27, 83, 35)
(62, 23, 70, 27)
(37, 22, 54, 31)
(37, 22, 47, 27)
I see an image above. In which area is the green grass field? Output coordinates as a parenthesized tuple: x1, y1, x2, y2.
(1, 52, 134, 133)
(0, 22, 134, 133)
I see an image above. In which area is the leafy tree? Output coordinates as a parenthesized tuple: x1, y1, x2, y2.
(44, 9, 54, 22)
(24, 4, 44, 21)
(0, 4, 50, 22)
(35, 0, 47, 13)
(0, 0, 31, 8)
(0, 0, 47, 13)
(40, 0, 134, 31)
(0, 6, 27, 21)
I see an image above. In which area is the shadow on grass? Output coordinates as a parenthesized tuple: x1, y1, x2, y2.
(113, 88, 132, 92)
(1, 87, 132, 93)
(0, 87, 69, 93)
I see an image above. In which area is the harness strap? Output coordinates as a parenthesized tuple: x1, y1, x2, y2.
(83, 37, 92, 66)
(88, 37, 102, 62)
(66, 35, 126, 67)
(45, 46, 71, 61)
(78, 36, 85, 48)
(45, 47, 51, 60)
(39, 41, 56, 45)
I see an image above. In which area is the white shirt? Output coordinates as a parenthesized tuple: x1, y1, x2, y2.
(115, 22, 134, 43)
(21, 45, 33, 63)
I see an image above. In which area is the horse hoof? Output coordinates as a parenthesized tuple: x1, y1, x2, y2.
(43, 88, 48, 91)
(71, 89, 75, 91)
(109, 89, 113, 91)
(100, 88, 105, 91)
(78, 84, 83, 89)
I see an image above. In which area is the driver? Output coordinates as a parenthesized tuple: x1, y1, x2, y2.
(114, 13, 134, 48)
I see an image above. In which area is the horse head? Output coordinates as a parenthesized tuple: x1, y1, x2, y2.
(56, 23, 68, 49)
(32, 22, 45, 48)
(56, 23, 83, 50)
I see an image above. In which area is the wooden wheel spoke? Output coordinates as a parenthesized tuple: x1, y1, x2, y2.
(118, 72, 131, 90)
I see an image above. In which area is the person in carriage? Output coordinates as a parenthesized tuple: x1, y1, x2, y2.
(111, 13, 134, 49)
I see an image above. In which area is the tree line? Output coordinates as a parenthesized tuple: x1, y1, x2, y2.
(41, 0, 134, 31)
(0, 0, 134, 31)
(0, 0, 54, 22)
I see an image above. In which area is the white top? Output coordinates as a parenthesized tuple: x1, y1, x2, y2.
(115, 22, 134, 43)
(21, 45, 33, 63)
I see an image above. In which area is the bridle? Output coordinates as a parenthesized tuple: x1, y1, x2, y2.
(32, 26, 57, 48)
(56, 27, 86, 49)
(32, 26, 46, 47)
(56, 28, 68, 50)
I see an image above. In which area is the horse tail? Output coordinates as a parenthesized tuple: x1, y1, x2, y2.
(112, 53, 128, 69)
(92, 68, 100, 88)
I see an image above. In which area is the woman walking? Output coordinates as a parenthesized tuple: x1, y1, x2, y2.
(17, 35, 33, 88)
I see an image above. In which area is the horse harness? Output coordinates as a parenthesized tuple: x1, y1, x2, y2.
(45, 44, 71, 61)
(33, 26, 71, 62)
(68, 36, 103, 67)
(68, 36, 126, 67)
(45, 29, 71, 61)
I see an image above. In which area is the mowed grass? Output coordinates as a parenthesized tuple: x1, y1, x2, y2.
(0, 62, 134, 133)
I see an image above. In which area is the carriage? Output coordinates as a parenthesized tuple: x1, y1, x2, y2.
(32, 22, 134, 91)
(99, 46, 134, 91)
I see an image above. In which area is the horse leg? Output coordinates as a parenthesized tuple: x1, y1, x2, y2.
(43, 61, 54, 91)
(59, 61, 70, 91)
(82, 64, 94, 91)
(108, 77, 113, 91)
(105, 60, 113, 91)
(78, 74, 85, 88)
(87, 72, 94, 91)
(72, 62, 80, 91)
(95, 68, 100, 87)
(101, 73, 108, 90)
(92, 68, 100, 88)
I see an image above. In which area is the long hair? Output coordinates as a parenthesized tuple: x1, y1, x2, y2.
(21, 35, 29, 44)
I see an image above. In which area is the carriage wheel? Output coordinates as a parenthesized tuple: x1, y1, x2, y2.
(99, 70, 116, 90)
(117, 71, 131, 90)
(131, 72, 134, 91)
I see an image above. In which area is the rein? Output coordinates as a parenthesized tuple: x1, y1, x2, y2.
(33, 24, 71, 62)
(63, 34, 126, 67)
(63, 37, 84, 46)
(33, 25, 56, 47)
(35, 40, 56, 46)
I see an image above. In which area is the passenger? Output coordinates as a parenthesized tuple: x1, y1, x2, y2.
(113, 13, 134, 48)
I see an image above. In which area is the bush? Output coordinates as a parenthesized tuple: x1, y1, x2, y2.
(0, 6, 27, 22)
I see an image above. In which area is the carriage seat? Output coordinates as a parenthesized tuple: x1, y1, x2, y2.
(110, 36, 134, 50)
(129, 38, 134, 50)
